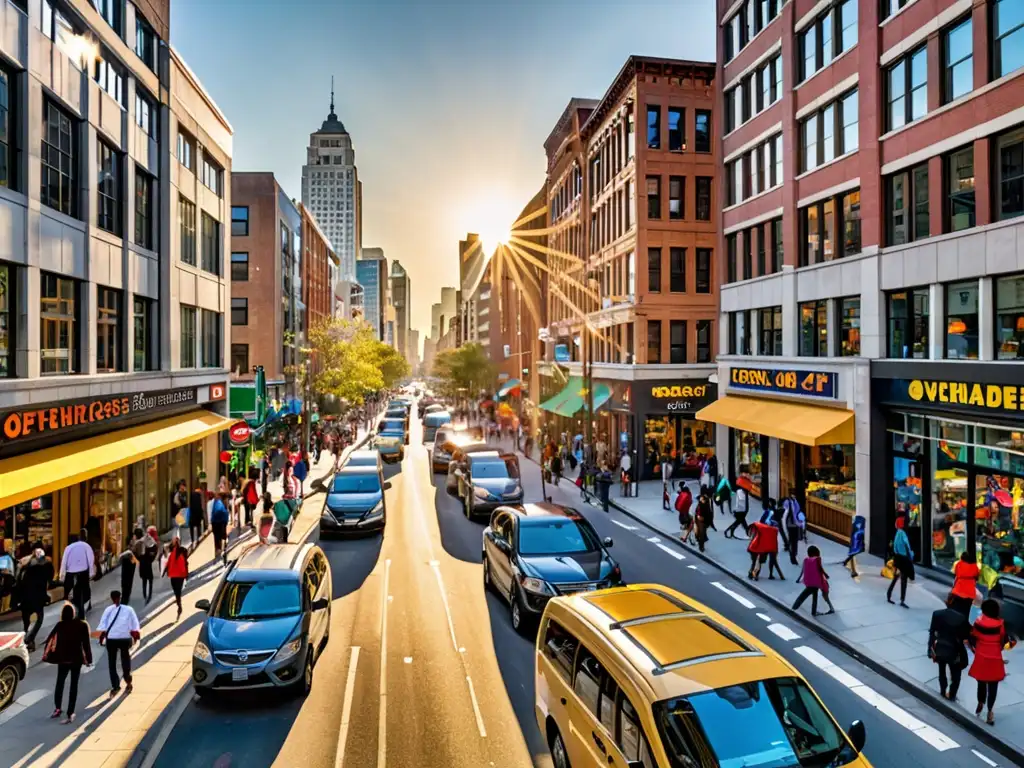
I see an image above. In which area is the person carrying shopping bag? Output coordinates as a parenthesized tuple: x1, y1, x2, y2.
(928, 600, 971, 702)
(675, 482, 694, 544)
(792, 546, 835, 616)
(724, 481, 750, 539)
(887, 517, 915, 608)
(968, 599, 1017, 725)
(43, 604, 93, 724)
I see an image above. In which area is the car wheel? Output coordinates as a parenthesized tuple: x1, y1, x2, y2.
(551, 728, 572, 768)
(464, 494, 473, 519)
(510, 584, 526, 634)
(301, 650, 314, 697)
(0, 661, 20, 712)
(483, 557, 492, 592)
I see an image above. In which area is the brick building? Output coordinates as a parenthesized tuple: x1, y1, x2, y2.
(299, 203, 337, 335)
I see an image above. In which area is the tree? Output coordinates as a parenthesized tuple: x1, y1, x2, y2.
(431, 343, 495, 400)
(375, 343, 410, 389)
(307, 318, 384, 405)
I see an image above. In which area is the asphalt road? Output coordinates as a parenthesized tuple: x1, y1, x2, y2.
(151, 419, 1008, 768)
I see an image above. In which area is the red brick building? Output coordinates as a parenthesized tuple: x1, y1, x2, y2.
(299, 203, 337, 335)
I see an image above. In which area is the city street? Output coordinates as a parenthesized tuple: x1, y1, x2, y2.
(144, 417, 1007, 768)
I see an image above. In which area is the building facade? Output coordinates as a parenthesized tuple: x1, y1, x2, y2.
(710, 0, 1024, 571)
(299, 203, 336, 337)
(301, 90, 359, 282)
(390, 259, 410, 360)
(0, 1, 233, 570)
(357, 248, 387, 340)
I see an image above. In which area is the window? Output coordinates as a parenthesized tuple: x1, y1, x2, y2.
(96, 140, 120, 235)
(801, 89, 857, 172)
(201, 155, 222, 195)
(543, 620, 579, 683)
(997, 126, 1024, 221)
(742, 229, 752, 279)
(231, 206, 249, 236)
(231, 297, 248, 326)
(648, 247, 661, 292)
(942, 17, 973, 104)
(94, 54, 124, 105)
(0, 263, 12, 377)
(771, 217, 783, 272)
(695, 110, 711, 152)
(647, 105, 660, 149)
(0, 67, 12, 191)
(670, 320, 687, 363)
(647, 320, 662, 363)
(669, 176, 684, 219)
(800, 0, 857, 82)
(696, 320, 713, 362)
(760, 306, 783, 356)
(887, 164, 929, 244)
(646, 176, 661, 219)
(231, 252, 249, 281)
(180, 305, 196, 368)
(696, 248, 711, 293)
(177, 130, 194, 171)
(93, 0, 120, 34)
(135, 13, 156, 71)
(836, 297, 861, 356)
(887, 288, 930, 358)
(730, 310, 752, 355)
(696, 177, 712, 220)
(573, 647, 603, 715)
(993, 0, 1024, 79)
(886, 46, 927, 131)
(135, 168, 152, 249)
(799, 300, 828, 357)
(947, 146, 976, 232)
(179, 196, 196, 266)
(40, 273, 77, 374)
(726, 234, 737, 283)
(727, 158, 741, 206)
(670, 248, 686, 292)
(135, 89, 154, 137)
(881, 0, 911, 20)
(946, 280, 979, 359)
(200, 309, 222, 368)
(996, 274, 1024, 359)
(133, 296, 152, 371)
(230, 343, 249, 375)
(756, 223, 766, 275)
(41, 100, 76, 217)
(725, 88, 737, 133)
(668, 107, 685, 151)
(840, 90, 858, 153)
(96, 286, 120, 373)
(842, 189, 861, 257)
(800, 189, 860, 265)
(201, 212, 220, 275)
(41, 0, 80, 60)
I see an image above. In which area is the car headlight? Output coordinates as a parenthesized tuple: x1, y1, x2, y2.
(364, 501, 384, 519)
(193, 641, 212, 663)
(503, 486, 523, 499)
(275, 637, 303, 662)
(474, 486, 492, 500)
(520, 577, 554, 596)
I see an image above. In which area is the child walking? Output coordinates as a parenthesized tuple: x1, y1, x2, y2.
(792, 546, 835, 616)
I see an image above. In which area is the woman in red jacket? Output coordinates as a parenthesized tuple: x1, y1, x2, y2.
(747, 520, 784, 581)
(162, 536, 189, 621)
(969, 599, 1016, 725)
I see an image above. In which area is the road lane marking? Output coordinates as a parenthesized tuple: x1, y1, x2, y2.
(334, 646, 361, 768)
(756, 613, 772, 622)
(646, 536, 661, 543)
(793, 646, 960, 752)
(972, 749, 998, 766)
(378, 559, 392, 768)
(432, 561, 459, 652)
(687, 564, 697, 569)
(766, 623, 800, 641)
(654, 543, 685, 560)
(711, 581, 756, 609)
(610, 520, 638, 531)
(0, 688, 48, 726)
(465, 676, 487, 738)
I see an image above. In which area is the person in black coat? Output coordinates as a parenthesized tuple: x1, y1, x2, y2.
(17, 544, 54, 651)
(928, 604, 971, 701)
(45, 604, 93, 724)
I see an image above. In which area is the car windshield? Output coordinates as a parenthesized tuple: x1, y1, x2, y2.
(654, 678, 848, 768)
(332, 474, 381, 493)
(381, 420, 405, 432)
(212, 580, 302, 620)
(517, 517, 599, 556)
(473, 458, 520, 479)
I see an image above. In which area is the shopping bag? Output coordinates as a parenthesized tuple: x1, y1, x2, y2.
(174, 511, 186, 527)
(881, 559, 895, 580)
(979, 563, 1000, 589)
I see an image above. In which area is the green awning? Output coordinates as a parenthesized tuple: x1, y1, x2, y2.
(540, 376, 585, 417)
(592, 382, 612, 411)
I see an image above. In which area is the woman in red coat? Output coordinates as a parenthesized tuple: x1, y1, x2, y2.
(747, 520, 784, 581)
(969, 599, 1016, 725)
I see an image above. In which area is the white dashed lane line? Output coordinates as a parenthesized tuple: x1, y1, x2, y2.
(971, 748, 999, 766)
(793, 646, 960, 753)
(654, 543, 685, 560)
(756, 612, 772, 622)
(610, 519, 638, 531)
(766, 623, 801, 641)
(711, 580, 757, 609)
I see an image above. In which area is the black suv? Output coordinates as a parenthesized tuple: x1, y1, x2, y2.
(482, 503, 622, 633)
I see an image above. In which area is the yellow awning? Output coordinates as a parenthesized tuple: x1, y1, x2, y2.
(0, 410, 234, 509)
(696, 396, 854, 446)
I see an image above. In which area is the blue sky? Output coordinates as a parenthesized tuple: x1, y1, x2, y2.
(172, 0, 716, 342)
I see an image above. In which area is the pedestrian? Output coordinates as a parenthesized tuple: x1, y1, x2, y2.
(713, 475, 731, 522)
(724, 480, 750, 539)
(550, 451, 563, 487)
(17, 543, 54, 651)
(662, 476, 671, 511)
(842, 515, 866, 577)
(210, 492, 230, 560)
(928, 600, 971, 702)
(293, 454, 308, 499)
(887, 516, 915, 608)
(282, 461, 296, 499)
(139, 526, 160, 604)
(162, 537, 189, 620)
(705, 452, 720, 489)
(60, 529, 94, 618)
(261, 453, 271, 496)
(747, 520, 784, 580)
(694, 486, 714, 553)
(0, 542, 14, 614)
(968, 599, 1017, 725)
(118, 533, 139, 606)
(242, 473, 260, 528)
(188, 481, 207, 551)
(44, 604, 92, 724)
(96, 589, 140, 699)
(619, 451, 631, 496)
(675, 482, 694, 544)
(792, 546, 835, 616)
(170, 479, 188, 532)
(782, 492, 805, 565)
(949, 552, 980, 618)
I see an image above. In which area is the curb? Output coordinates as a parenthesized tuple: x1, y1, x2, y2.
(607, 497, 1024, 766)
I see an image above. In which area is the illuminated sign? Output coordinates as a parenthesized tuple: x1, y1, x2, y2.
(651, 384, 709, 400)
(636, 379, 716, 414)
(730, 367, 837, 399)
(907, 379, 1024, 411)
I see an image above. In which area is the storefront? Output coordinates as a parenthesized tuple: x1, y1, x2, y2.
(0, 384, 230, 570)
(871, 362, 1024, 579)
(700, 361, 869, 543)
(632, 378, 717, 480)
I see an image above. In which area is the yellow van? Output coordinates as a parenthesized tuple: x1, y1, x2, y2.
(535, 584, 871, 768)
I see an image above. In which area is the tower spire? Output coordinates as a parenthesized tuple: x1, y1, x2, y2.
(330, 76, 335, 116)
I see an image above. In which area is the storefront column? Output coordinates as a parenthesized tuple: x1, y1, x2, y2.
(781, 271, 798, 357)
(979, 277, 994, 361)
(928, 284, 945, 360)
(855, 379, 873, 546)
(767, 437, 780, 501)
(717, 423, 731, 476)
(17, 265, 40, 378)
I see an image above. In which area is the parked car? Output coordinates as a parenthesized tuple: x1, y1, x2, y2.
(457, 452, 523, 518)
(431, 427, 484, 472)
(376, 418, 407, 461)
(192, 543, 332, 697)
(423, 411, 452, 443)
(344, 449, 384, 475)
(482, 502, 622, 633)
(418, 399, 439, 418)
(0, 633, 29, 713)
(421, 403, 446, 422)
(317, 467, 385, 534)
(446, 443, 499, 493)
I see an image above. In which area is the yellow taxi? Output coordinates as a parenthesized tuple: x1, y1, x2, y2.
(535, 584, 871, 768)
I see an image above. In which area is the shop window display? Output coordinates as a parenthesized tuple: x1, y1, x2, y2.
(0, 496, 54, 559)
(804, 444, 856, 512)
(735, 430, 762, 499)
(644, 416, 714, 478)
(88, 469, 125, 572)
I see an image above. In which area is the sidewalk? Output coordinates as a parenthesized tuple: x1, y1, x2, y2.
(0, 429, 369, 768)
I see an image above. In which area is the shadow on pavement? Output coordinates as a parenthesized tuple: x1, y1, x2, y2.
(321, 534, 384, 599)
(432, 482, 485, 564)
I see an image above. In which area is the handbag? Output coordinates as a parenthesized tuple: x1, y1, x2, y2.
(41, 628, 59, 664)
(881, 559, 895, 580)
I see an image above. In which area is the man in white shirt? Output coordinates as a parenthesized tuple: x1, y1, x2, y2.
(60, 529, 95, 618)
(97, 589, 141, 697)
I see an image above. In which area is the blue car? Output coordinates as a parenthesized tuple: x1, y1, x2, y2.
(192, 543, 332, 697)
(319, 467, 386, 534)
(376, 418, 407, 462)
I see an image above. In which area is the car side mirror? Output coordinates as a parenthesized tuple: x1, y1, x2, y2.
(195, 599, 211, 611)
(603, 536, 614, 548)
(847, 720, 866, 753)
(311, 597, 330, 611)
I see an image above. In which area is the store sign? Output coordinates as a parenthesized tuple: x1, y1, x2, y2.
(730, 367, 837, 399)
(897, 378, 1024, 414)
(210, 383, 227, 401)
(639, 379, 716, 414)
(0, 387, 197, 447)
(228, 422, 252, 446)
(554, 344, 570, 363)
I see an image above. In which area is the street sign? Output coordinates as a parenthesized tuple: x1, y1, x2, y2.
(228, 421, 252, 445)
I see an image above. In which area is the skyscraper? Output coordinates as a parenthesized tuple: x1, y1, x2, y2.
(390, 261, 411, 361)
(301, 81, 360, 281)
(357, 248, 388, 341)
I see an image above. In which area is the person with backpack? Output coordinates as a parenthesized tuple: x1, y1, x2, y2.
(694, 486, 714, 553)
(792, 545, 835, 616)
(242, 473, 260, 528)
(675, 482, 694, 544)
(724, 481, 750, 539)
(782, 492, 806, 565)
(712, 475, 731, 527)
(162, 536, 189, 620)
(210, 492, 230, 560)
